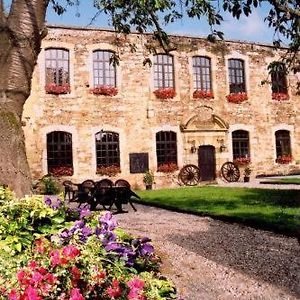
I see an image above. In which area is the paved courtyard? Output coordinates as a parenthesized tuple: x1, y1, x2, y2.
(116, 204, 300, 300)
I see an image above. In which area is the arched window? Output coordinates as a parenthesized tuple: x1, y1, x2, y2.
(95, 131, 120, 170)
(275, 130, 291, 159)
(156, 131, 177, 167)
(47, 131, 73, 176)
(271, 62, 288, 94)
(232, 130, 250, 160)
(153, 54, 174, 89)
(228, 59, 246, 93)
(93, 50, 116, 87)
(45, 48, 70, 87)
(192, 56, 212, 91)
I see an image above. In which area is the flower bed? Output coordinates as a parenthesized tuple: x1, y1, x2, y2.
(193, 89, 214, 99)
(157, 162, 178, 173)
(276, 154, 292, 164)
(45, 83, 70, 95)
(48, 166, 73, 176)
(272, 92, 289, 101)
(96, 165, 121, 177)
(233, 157, 251, 166)
(0, 187, 178, 300)
(91, 85, 118, 96)
(153, 88, 176, 99)
(226, 92, 248, 103)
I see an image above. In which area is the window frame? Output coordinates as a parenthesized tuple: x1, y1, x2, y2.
(95, 131, 120, 168)
(46, 131, 73, 171)
(228, 59, 246, 93)
(45, 48, 70, 86)
(232, 130, 250, 159)
(153, 54, 175, 89)
(156, 131, 178, 167)
(92, 50, 117, 88)
(192, 56, 212, 91)
(271, 62, 288, 94)
(275, 130, 291, 158)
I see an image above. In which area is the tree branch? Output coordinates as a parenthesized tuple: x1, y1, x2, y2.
(270, 0, 300, 18)
(0, 0, 6, 26)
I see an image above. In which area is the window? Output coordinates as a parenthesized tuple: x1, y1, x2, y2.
(232, 130, 250, 160)
(47, 131, 73, 176)
(156, 131, 177, 167)
(95, 131, 120, 168)
(275, 130, 291, 158)
(153, 54, 174, 89)
(93, 50, 116, 87)
(228, 59, 246, 93)
(45, 48, 69, 86)
(271, 62, 288, 94)
(192, 56, 212, 91)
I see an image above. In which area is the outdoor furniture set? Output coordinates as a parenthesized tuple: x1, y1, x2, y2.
(63, 179, 139, 213)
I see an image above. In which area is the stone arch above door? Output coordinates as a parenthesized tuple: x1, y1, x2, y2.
(180, 107, 228, 132)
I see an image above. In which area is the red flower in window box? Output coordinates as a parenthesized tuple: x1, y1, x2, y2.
(226, 92, 248, 103)
(276, 154, 292, 164)
(91, 85, 118, 96)
(233, 157, 251, 165)
(157, 163, 178, 173)
(45, 83, 70, 95)
(48, 166, 73, 176)
(96, 165, 121, 177)
(193, 90, 214, 99)
(154, 88, 176, 99)
(272, 92, 289, 101)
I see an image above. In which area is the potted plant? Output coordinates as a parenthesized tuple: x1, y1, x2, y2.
(143, 170, 155, 190)
(243, 166, 252, 182)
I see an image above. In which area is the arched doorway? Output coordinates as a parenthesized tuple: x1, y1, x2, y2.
(198, 145, 216, 181)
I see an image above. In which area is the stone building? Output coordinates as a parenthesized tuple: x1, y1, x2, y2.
(22, 25, 300, 188)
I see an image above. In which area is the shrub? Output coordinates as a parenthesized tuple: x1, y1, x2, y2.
(38, 175, 60, 195)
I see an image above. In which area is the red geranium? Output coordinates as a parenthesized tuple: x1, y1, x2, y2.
(193, 89, 214, 99)
(91, 85, 118, 96)
(45, 83, 70, 95)
(157, 162, 178, 173)
(233, 157, 251, 165)
(48, 166, 73, 176)
(154, 88, 176, 99)
(272, 92, 289, 101)
(276, 154, 292, 164)
(226, 92, 248, 103)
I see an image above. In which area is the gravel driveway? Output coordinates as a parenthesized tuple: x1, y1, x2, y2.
(116, 204, 300, 300)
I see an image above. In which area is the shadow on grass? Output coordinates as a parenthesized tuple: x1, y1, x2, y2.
(167, 223, 300, 298)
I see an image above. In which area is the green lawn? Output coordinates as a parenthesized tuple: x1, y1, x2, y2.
(268, 178, 300, 184)
(136, 186, 300, 236)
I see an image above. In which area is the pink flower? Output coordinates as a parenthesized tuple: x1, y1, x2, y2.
(50, 250, 61, 267)
(127, 278, 145, 300)
(62, 245, 80, 260)
(25, 286, 41, 300)
(69, 288, 84, 300)
(17, 269, 30, 286)
(30, 272, 43, 285)
(8, 289, 18, 300)
(107, 279, 122, 298)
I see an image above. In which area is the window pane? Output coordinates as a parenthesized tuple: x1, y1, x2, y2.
(228, 59, 246, 93)
(156, 131, 177, 166)
(153, 54, 174, 89)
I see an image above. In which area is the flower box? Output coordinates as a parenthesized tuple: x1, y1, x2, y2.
(45, 83, 70, 95)
(48, 166, 73, 176)
(276, 154, 292, 164)
(233, 157, 251, 165)
(96, 165, 121, 177)
(226, 92, 248, 103)
(91, 85, 118, 96)
(193, 89, 214, 99)
(154, 88, 176, 99)
(157, 162, 178, 173)
(272, 92, 289, 101)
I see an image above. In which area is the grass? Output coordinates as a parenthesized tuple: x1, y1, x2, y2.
(136, 186, 300, 236)
(268, 178, 300, 184)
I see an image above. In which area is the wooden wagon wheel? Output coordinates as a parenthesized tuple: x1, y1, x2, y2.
(221, 162, 240, 182)
(178, 164, 201, 186)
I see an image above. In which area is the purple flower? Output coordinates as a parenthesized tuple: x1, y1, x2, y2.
(51, 199, 62, 210)
(44, 197, 52, 206)
(79, 208, 91, 219)
(140, 243, 154, 256)
(99, 211, 117, 231)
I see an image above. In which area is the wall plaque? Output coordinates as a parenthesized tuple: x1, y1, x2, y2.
(129, 153, 149, 173)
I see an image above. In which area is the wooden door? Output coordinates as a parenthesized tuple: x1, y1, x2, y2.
(198, 145, 216, 181)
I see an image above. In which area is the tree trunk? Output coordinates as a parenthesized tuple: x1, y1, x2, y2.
(0, 0, 49, 197)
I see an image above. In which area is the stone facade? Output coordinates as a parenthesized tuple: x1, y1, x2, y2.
(22, 25, 300, 188)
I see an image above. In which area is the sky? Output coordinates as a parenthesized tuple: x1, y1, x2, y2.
(3, 1, 281, 45)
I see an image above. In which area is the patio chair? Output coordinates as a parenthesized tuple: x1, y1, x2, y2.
(93, 179, 115, 210)
(62, 180, 76, 201)
(115, 179, 138, 212)
(75, 179, 95, 207)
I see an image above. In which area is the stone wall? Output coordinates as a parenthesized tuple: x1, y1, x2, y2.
(22, 25, 300, 188)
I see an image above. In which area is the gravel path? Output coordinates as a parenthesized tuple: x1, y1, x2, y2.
(116, 204, 300, 300)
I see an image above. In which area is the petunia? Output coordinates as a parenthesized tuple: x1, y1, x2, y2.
(69, 288, 84, 300)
